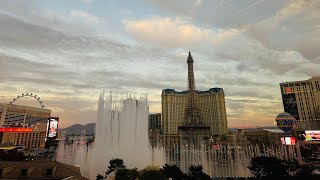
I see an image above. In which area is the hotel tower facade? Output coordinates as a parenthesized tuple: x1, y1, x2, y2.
(161, 52, 228, 136)
(280, 76, 320, 131)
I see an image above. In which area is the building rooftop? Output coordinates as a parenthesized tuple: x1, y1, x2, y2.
(162, 88, 224, 94)
(280, 76, 320, 84)
(262, 128, 284, 133)
(0, 160, 88, 180)
(0, 103, 51, 113)
(178, 124, 210, 130)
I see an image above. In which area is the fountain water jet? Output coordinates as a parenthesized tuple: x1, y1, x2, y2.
(56, 92, 302, 179)
(164, 143, 302, 177)
(56, 92, 165, 180)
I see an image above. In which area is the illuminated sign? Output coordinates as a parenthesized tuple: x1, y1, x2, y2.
(212, 145, 220, 149)
(0, 128, 33, 132)
(46, 118, 59, 138)
(285, 87, 292, 94)
(280, 137, 296, 145)
(304, 131, 320, 141)
(282, 94, 299, 120)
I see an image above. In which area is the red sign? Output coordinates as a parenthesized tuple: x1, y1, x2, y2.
(285, 87, 292, 94)
(0, 128, 33, 132)
(281, 136, 296, 145)
(212, 145, 220, 149)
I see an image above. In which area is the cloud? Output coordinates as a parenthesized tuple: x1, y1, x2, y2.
(0, 13, 190, 128)
(80, 0, 95, 4)
(246, 0, 320, 61)
(124, 17, 242, 48)
(69, 10, 105, 25)
(0, 0, 105, 35)
(226, 98, 281, 128)
(124, 17, 209, 47)
(121, 13, 320, 128)
(1, 0, 318, 129)
(195, 0, 203, 6)
(146, 0, 286, 28)
(146, 0, 319, 62)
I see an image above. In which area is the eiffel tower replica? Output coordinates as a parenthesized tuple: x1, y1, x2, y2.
(178, 51, 210, 147)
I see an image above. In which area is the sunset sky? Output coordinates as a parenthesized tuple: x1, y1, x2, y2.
(0, 0, 319, 128)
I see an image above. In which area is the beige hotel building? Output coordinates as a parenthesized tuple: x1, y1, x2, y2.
(280, 76, 320, 131)
(0, 103, 51, 148)
(161, 88, 228, 136)
(159, 52, 228, 147)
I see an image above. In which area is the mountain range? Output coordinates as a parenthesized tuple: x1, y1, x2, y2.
(60, 123, 276, 135)
(60, 123, 95, 135)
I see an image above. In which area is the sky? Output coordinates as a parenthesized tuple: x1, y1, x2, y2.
(0, 0, 319, 128)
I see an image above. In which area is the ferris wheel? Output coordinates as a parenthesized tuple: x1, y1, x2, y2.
(9, 93, 45, 109)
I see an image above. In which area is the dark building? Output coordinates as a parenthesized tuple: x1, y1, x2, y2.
(148, 113, 161, 131)
(148, 113, 161, 147)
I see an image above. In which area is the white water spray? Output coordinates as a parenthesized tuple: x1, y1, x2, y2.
(56, 92, 164, 179)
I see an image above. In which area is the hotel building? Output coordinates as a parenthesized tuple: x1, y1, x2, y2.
(0, 103, 52, 148)
(161, 52, 228, 137)
(0, 103, 51, 127)
(280, 76, 320, 131)
(0, 125, 47, 148)
(162, 88, 228, 136)
(149, 113, 161, 131)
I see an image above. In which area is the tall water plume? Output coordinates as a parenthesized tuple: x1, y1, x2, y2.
(56, 92, 164, 180)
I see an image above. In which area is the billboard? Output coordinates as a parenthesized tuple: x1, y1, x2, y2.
(280, 137, 296, 145)
(304, 130, 320, 141)
(46, 118, 59, 138)
(0, 128, 32, 132)
(285, 87, 292, 94)
(282, 94, 299, 120)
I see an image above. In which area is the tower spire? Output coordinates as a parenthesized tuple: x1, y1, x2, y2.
(183, 51, 202, 125)
(178, 52, 210, 147)
(187, 51, 195, 92)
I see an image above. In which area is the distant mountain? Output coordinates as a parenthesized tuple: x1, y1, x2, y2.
(229, 126, 277, 132)
(61, 124, 275, 135)
(60, 123, 96, 135)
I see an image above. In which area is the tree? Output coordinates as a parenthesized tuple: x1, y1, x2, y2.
(138, 170, 167, 180)
(106, 158, 126, 175)
(115, 168, 138, 180)
(249, 156, 290, 179)
(290, 159, 315, 178)
(188, 165, 211, 180)
(161, 164, 188, 180)
(0, 149, 27, 161)
(248, 156, 315, 179)
(96, 174, 104, 180)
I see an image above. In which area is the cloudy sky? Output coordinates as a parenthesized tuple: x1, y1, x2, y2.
(0, 0, 319, 128)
